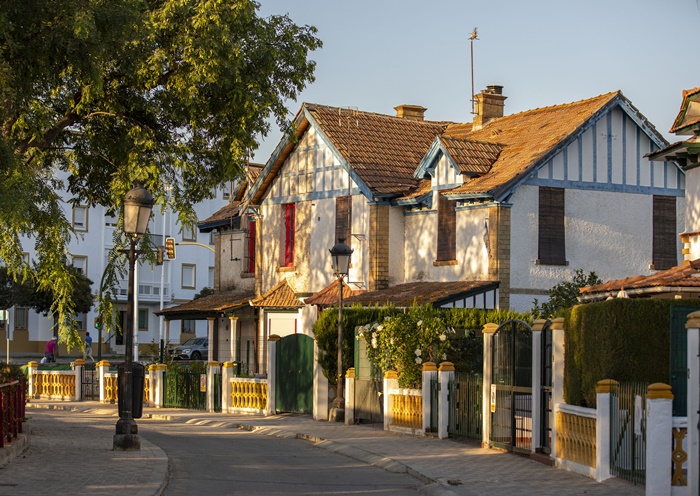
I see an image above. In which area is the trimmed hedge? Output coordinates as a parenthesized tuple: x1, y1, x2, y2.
(564, 298, 700, 407)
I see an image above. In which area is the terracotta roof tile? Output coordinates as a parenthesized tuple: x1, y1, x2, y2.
(670, 86, 700, 134)
(305, 104, 448, 196)
(199, 201, 241, 226)
(251, 279, 305, 308)
(342, 280, 497, 307)
(446, 92, 621, 198)
(156, 290, 255, 318)
(304, 280, 365, 306)
(440, 136, 502, 175)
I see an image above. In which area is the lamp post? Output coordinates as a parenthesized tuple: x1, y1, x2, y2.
(329, 238, 353, 422)
(114, 183, 154, 451)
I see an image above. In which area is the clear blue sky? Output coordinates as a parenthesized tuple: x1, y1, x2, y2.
(253, 0, 700, 163)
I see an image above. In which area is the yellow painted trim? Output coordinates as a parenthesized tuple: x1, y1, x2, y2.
(207, 361, 219, 367)
(687, 311, 700, 329)
(346, 367, 355, 378)
(647, 383, 673, 400)
(222, 362, 234, 369)
(74, 359, 85, 366)
(157, 364, 168, 371)
(268, 334, 281, 342)
(422, 362, 437, 372)
(96, 360, 110, 367)
(228, 316, 239, 322)
(148, 364, 157, 371)
(482, 323, 499, 334)
(532, 319, 548, 332)
(27, 361, 38, 367)
(439, 361, 455, 372)
(551, 317, 565, 331)
(385, 370, 398, 379)
(682, 248, 691, 255)
(596, 379, 619, 394)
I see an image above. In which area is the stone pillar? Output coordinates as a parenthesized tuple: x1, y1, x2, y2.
(314, 339, 329, 422)
(438, 362, 455, 439)
(421, 362, 437, 434)
(207, 317, 215, 363)
(154, 364, 166, 408)
(97, 360, 110, 403)
(482, 323, 498, 447)
(222, 362, 234, 414)
(27, 361, 38, 399)
(148, 364, 157, 407)
(595, 379, 617, 482)
(531, 320, 546, 453)
(344, 368, 355, 426)
(267, 335, 280, 416)
(229, 316, 238, 364)
(73, 359, 84, 401)
(207, 361, 221, 413)
(686, 311, 700, 495)
(383, 370, 399, 431)
(645, 383, 673, 496)
(551, 317, 565, 458)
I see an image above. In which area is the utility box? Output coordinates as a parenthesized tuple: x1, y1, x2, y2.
(117, 362, 145, 419)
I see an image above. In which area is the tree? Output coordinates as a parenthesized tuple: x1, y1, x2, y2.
(531, 269, 602, 319)
(1, 1, 321, 347)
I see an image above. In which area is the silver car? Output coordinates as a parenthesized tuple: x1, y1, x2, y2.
(170, 337, 208, 360)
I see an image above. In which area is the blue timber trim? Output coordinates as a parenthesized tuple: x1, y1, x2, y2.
(578, 135, 583, 183)
(433, 282, 500, 308)
(414, 138, 460, 179)
(263, 188, 361, 205)
(622, 114, 627, 185)
(636, 127, 641, 186)
(523, 177, 683, 197)
(394, 192, 433, 209)
(592, 120, 597, 184)
(607, 112, 613, 184)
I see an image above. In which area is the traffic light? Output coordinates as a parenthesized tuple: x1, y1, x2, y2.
(156, 246, 164, 265)
(94, 317, 100, 329)
(165, 237, 176, 260)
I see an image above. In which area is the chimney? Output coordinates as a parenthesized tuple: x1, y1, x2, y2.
(473, 85, 506, 130)
(394, 104, 427, 121)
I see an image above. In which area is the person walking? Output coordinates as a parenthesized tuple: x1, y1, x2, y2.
(85, 331, 94, 362)
(45, 336, 58, 363)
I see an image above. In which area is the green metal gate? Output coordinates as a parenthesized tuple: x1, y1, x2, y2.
(670, 307, 693, 417)
(610, 381, 647, 485)
(540, 320, 553, 454)
(353, 329, 383, 424)
(275, 334, 314, 414)
(490, 320, 533, 453)
(162, 368, 207, 410)
(448, 371, 482, 439)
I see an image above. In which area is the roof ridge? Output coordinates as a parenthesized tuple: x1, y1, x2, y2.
(303, 102, 452, 127)
(486, 91, 620, 123)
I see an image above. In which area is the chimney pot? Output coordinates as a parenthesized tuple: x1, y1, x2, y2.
(472, 85, 506, 130)
(486, 84, 503, 95)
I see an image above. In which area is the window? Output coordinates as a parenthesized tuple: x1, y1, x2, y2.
(73, 206, 88, 231)
(652, 195, 677, 270)
(281, 204, 295, 267)
(14, 307, 27, 330)
(182, 319, 196, 333)
(138, 309, 148, 331)
(247, 220, 256, 273)
(181, 264, 196, 289)
(335, 196, 352, 245)
(75, 313, 86, 331)
(208, 266, 214, 288)
(538, 187, 566, 265)
(182, 223, 196, 241)
(209, 230, 216, 245)
(71, 255, 88, 274)
(436, 192, 456, 261)
(105, 214, 118, 227)
(222, 185, 231, 200)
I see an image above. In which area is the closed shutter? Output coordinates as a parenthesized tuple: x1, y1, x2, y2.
(285, 204, 295, 267)
(335, 196, 352, 243)
(653, 196, 677, 270)
(437, 192, 456, 261)
(538, 187, 566, 265)
(247, 220, 256, 273)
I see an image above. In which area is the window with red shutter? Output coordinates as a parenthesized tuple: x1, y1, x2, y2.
(283, 203, 295, 267)
(538, 187, 566, 265)
(247, 220, 256, 273)
(437, 191, 456, 261)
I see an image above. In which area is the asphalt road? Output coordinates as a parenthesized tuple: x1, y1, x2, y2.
(139, 417, 423, 496)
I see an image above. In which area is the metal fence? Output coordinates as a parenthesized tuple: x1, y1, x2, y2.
(448, 371, 482, 439)
(162, 369, 206, 410)
(0, 378, 25, 448)
(81, 363, 98, 401)
(429, 378, 438, 433)
(610, 381, 648, 485)
(212, 372, 221, 413)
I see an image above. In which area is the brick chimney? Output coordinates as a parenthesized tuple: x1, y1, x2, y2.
(394, 104, 427, 121)
(473, 85, 506, 130)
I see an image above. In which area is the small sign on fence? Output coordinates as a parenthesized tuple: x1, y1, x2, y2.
(490, 384, 496, 413)
(200, 374, 206, 392)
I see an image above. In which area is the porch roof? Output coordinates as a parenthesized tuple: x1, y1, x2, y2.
(342, 280, 498, 307)
(250, 279, 305, 308)
(156, 289, 255, 320)
(304, 280, 365, 307)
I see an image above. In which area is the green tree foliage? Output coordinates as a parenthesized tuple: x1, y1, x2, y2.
(1, 1, 321, 346)
(531, 269, 602, 319)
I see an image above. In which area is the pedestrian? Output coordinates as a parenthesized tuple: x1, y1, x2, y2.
(45, 336, 58, 363)
(85, 331, 94, 362)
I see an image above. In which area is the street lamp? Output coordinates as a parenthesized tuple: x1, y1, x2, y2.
(114, 183, 154, 451)
(329, 238, 353, 422)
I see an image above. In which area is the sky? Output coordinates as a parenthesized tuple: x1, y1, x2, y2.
(252, 0, 700, 164)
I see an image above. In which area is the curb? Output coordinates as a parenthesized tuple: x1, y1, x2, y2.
(0, 432, 29, 467)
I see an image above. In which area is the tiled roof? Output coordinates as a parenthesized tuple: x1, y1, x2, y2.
(304, 280, 365, 306)
(445, 92, 622, 198)
(156, 290, 255, 318)
(440, 136, 502, 175)
(250, 279, 305, 308)
(198, 201, 240, 226)
(579, 259, 700, 299)
(305, 104, 448, 196)
(395, 179, 432, 202)
(342, 280, 498, 307)
(670, 87, 700, 134)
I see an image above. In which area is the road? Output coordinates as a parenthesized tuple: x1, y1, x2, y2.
(139, 417, 423, 495)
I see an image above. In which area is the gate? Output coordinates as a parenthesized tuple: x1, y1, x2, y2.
(212, 372, 222, 413)
(162, 368, 207, 410)
(275, 334, 313, 414)
(429, 378, 439, 432)
(81, 363, 98, 401)
(670, 307, 694, 417)
(540, 320, 553, 454)
(448, 371, 482, 439)
(610, 381, 647, 485)
(490, 319, 533, 453)
(353, 328, 383, 423)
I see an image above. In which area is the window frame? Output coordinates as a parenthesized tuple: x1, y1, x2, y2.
(71, 255, 88, 274)
(335, 196, 352, 245)
(281, 204, 295, 267)
(72, 206, 88, 232)
(652, 195, 677, 270)
(182, 223, 197, 242)
(537, 186, 567, 266)
(436, 191, 457, 262)
(138, 308, 148, 331)
(181, 263, 196, 289)
(247, 220, 256, 274)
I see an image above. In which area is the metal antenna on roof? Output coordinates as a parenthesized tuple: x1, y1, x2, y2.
(470, 27, 478, 115)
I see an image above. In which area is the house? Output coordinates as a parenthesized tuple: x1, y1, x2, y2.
(160, 86, 684, 372)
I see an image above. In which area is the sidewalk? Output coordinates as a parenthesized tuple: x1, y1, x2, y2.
(3, 401, 643, 496)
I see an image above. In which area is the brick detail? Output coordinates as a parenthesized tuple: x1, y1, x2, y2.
(369, 203, 390, 290)
(488, 205, 511, 309)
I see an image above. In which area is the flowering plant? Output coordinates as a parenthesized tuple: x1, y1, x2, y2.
(357, 309, 454, 388)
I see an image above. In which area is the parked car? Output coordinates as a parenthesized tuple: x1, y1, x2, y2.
(170, 337, 208, 360)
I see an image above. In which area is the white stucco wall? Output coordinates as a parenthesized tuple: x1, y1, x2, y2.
(685, 167, 700, 260)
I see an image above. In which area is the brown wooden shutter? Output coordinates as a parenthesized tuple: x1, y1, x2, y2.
(335, 196, 352, 243)
(538, 187, 566, 265)
(653, 195, 677, 270)
(437, 191, 456, 261)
